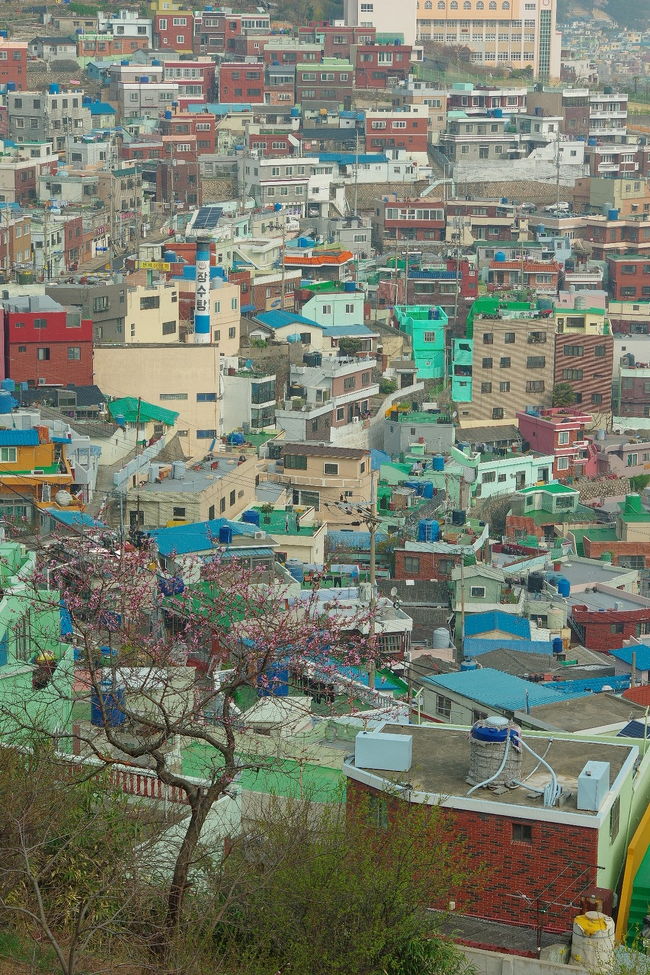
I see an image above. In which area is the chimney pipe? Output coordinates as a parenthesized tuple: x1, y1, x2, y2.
(194, 237, 211, 344)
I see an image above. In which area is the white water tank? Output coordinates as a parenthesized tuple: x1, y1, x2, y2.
(467, 716, 522, 788)
(54, 490, 73, 507)
(172, 461, 186, 480)
(570, 912, 615, 971)
(355, 731, 413, 772)
(433, 627, 450, 649)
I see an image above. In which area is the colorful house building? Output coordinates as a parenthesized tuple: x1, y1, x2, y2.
(516, 408, 598, 481)
(392, 305, 447, 380)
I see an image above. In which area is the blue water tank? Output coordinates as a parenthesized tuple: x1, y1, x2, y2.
(258, 661, 289, 697)
(460, 658, 478, 671)
(152, 59, 161, 66)
(287, 561, 304, 583)
(99, 645, 118, 664)
(494, 108, 503, 118)
(163, 251, 178, 262)
(433, 455, 445, 471)
(90, 680, 126, 727)
(495, 251, 506, 262)
(6, 82, 15, 92)
(344, 280, 356, 292)
(164, 110, 172, 119)
(588, 137, 597, 146)
(557, 576, 571, 597)
(19, 382, 27, 391)
(552, 636, 564, 655)
(608, 209, 619, 221)
(114, 414, 125, 428)
(49, 83, 60, 94)
(242, 509, 260, 526)
(157, 575, 185, 596)
(0, 30, 7, 37)
(422, 481, 434, 499)
(1, 378, 15, 392)
(219, 525, 233, 544)
(121, 59, 129, 66)
(290, 107, 300, 117)
(0, 390, 14, 414)
(141, 76, 149, 84)
(431, 307, 440, 319)
(417, 519, 440, 542)
(228, 431, 245, 445)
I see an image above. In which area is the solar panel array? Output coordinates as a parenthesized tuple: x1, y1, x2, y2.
(192, 206, 223, 230)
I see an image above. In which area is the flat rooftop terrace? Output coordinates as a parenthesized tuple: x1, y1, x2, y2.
(351, 724, 633, 814)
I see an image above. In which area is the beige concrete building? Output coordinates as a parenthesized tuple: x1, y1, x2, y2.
(416, 0, 561, 80)
(93, 343, 225, 460)
(180, 277, 241, 355)
(124, 281, 180, 342)
(267, 443, 372, 527)
(124, 454, 261, 530)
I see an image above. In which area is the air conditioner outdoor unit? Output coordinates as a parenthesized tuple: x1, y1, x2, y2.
(254, 530, 265, 539)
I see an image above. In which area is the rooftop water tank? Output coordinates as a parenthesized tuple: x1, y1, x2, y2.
(344, 280, 356, 292)
(432, 626, 450, 649)
(1, 378, 15, 392)
(6, 82, 15, 92)
(417, 519, 439, 542)
(570, 913, 615, 972)
(451, 509, 466, 527)
(608, 209, 619, 221)
(467, 716, 522, 788)
(460, 658, 478, 671)
(494, 251, 506, 262)
(433, 455, 445, 471)
(557, 576, 571, 597)
(141, 76, 149, 84)
(171, 461, 185, 480)
(421, 481, 434, 499)
(90, 679, 126, 728)
(164, 110, 172, 119)
(49, 83, 60, 95)
(552, 636, 564, 655)
(0, 390, 14, 414)
(242, 509, 260, 526)
(219, 525, 233, 544)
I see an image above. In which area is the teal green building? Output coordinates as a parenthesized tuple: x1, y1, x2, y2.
(393, 304, 448, 380)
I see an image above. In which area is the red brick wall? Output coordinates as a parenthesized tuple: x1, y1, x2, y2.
(347, 777, 600, 933)
(583, 538, 650, 566)
(8, 340, 93, 386)
(575, 611, 650, 651)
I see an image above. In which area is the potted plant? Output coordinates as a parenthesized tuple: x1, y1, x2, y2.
(260, 503, 274, 524)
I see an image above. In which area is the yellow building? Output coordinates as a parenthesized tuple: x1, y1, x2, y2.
(124, 281, 180, 343)
(0, 426, 84, 526)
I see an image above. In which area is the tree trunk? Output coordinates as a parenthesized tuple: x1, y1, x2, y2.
(163, 796, 212, 942)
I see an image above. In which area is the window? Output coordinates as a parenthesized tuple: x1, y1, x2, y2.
(228, 327, 236, 339)
(483, 333, 494, 345)
(219, 497, 226, 514)
(591, 393, 603, 405)
(563, 369, 583, 381)
(172, 506, 186, 519)
(558, 430, 570, 445)
(324, 462, 339, 475)
(229, 490, 236, 506)
(492, 408, 504, 419)
(470, 585, 486, 597)
(368, 795, 388, 829)
(284, 454, 308, 470)
(140, 296, 160, 310)
(37, 348, 50, 361)
(196, 392, 217, 402)
(482, 357, 493, 369)
(160, 393, 188, 401)
(404, 556, 420, 573)
(436, 695, 452, 718)
(557, 456, 570, 471)
(563, 345, 583, 357)
(0, 447, 16, 462)
(67, 347, 80, 360)
(33, 318, 47, 330)
(512, 823, 532, 844)
(527, 356, 546, 369)
(500, 357, 511, 368)
(162, 321, 176, 335)
(526, 380, 545, 393)
(344, 376, 357, 391)
(93, 295, 109, 312)
(500, 381, 511, 393)
(528, 331, 546, 344)
(504, 332, 515, 344)
(196, 429, 217, 438)
(423, 331, 438, 342)
(481, 382, 492, 394)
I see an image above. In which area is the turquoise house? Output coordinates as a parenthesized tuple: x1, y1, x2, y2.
(393, 305, 448, 380)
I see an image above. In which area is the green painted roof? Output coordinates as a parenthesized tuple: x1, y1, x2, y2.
(252, 508, 317, 536)
(519, 483, 577, 495)
(524, 504, 601, 526)
(108, 397, 179, 426)
(618, 494, 650, 522)
(570, 525, 619, 557)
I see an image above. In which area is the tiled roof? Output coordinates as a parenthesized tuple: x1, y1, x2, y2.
(622, 685, 650, 706)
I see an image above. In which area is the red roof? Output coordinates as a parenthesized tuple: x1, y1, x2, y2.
(622, 685, 650, 706)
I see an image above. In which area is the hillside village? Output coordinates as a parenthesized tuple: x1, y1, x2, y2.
(1, 0, 650, 971)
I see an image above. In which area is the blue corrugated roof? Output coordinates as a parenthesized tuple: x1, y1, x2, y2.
(422, 668, 587, 711)
(255, 310, 322, 330)
(89, 101, 116, 115)
(371, 448, 391, 471)
(609, 644, 650, 670)
(149, 518, 261, 557)
(464, 611, 531, 639)
(43, 508, 106, 527)
(0, 429, 39, 446)
(463, 637, 554, 658)
(545, 675, 630, 694)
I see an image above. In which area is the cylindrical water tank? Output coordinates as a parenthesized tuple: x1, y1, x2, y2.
(219, 525, 233, 544)
(596, 429, 606, 441)
(344, 280, 356, 292)
(552, 636, 564, 655)
(54, 490, 73, 507)
(432, 626, 450, 649)
(90, 680, 126, 728)
(242, 510, 260, 526)
(1, 378, 15, 392)
(467, 717, 522, 788)
(557, 576, 571, 597)
(49, 82, 60, 94)
(258, 661, 289, 697)
(164, 110, 172, 119)
(494, 251, 506, 262)
(0, 390, 13, 414)
(172, 462, 186, 480)
(570, 913, 615, 972)
(451, 509, 466, 527)
(163, 251, 178, 262)
(607, 209, 619, 221)
(417, 519, 440, 542)
(422, 482, 434, 499)
(460, 658, 478, 671)
(433, 455, 445, 471)
(547, 606, 565, 632)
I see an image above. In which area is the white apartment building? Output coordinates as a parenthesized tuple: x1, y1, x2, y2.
(344, 0, 417, 46)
